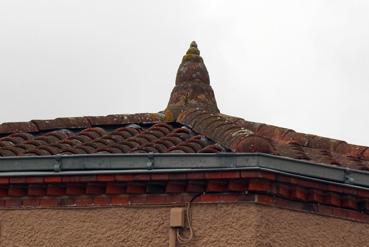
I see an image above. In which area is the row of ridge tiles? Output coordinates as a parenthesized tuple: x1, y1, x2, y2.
(176, 109, 369, 171)
(0, 122, 225, 156)
(0, 113, 163, 134)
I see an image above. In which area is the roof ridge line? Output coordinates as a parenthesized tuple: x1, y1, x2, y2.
(176, 109, 369, 163)
(0, 113, 165, 134)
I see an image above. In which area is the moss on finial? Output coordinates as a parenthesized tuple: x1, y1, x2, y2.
(186, 41, 200, 55)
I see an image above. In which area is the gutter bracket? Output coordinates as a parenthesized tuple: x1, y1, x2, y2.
(344, 168, 354, 184)
(53, 156, 62, 173)
(146, 153, 154, 170)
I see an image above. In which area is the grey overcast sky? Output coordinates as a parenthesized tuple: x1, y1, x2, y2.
(0, 1, 368, 146)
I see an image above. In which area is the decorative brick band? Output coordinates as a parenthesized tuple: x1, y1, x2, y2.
(1, 170, 369, 222)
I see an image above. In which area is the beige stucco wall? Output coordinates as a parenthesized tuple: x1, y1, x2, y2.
(0, 203, 369, 247)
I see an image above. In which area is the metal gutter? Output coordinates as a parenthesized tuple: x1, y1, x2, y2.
(0, 153, 368, 189)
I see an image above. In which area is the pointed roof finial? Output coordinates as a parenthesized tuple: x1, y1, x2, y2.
(164, 41, 219, 121)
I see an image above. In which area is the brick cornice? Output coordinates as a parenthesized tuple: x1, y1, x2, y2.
(1, 170, 369, 222)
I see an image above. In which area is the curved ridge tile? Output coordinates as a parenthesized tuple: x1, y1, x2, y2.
(87, 113, 164, 126)
(233, 135, 275, 154)
(256, 124, 293, 140)
(0, 122, 38, 134)
(31, 117, 91, 131)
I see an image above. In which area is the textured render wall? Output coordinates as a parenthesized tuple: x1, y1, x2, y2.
(0, 204, 258, 247)
(0, 204, 369, 247)
(255, 206, 369, 247)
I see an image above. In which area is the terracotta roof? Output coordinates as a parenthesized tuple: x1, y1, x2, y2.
(0, 119, 225, 156)
(1, 41, 368, 171)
